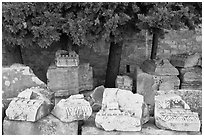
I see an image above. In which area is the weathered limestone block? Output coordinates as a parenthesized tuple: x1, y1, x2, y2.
(137, 69, 155, 106)
(153, 75, 180, 91)
(79, 63, 93, 91)
(115, 75, 133, 91)
(156, 89, 202, 122)
(55, 50, 79, 67)
(95, 110, 141, 131)
(82, 113, 201, 135)
(155, 59, 179, 76)
(95, 88, 147, 131)
(155, 94, 200, 131)
(6, 98, 50, 122)
(2, 64, 46, 108)
(90, 85, 105, 112)
(52, 94, 92, 122)
(47, 65, 79, 97)
(3, 114, 78, 135)
(184, 53, 201, 68)
(5, 86, 54, 122)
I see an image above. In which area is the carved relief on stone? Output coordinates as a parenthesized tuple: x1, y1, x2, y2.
(5, 86, 54, 122)
(155, 93, 200, 131)
(51, 94, 92, 122)
(95, 88, 147, 131)
(55, 50, 79, 67)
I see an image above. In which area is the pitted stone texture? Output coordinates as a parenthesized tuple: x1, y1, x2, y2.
(79, 63, 93, 91)
(115, 75, 133, 91)
(95, 110, 141, 131)
(5, 86, 54, 122)
(3, 114, 78, 135)
(170, 54, 188, 67)
(184, 53, 201, 68)
(47, 65, 79, 97)
(155, 59, 179, 76)
(137, 71, 155, 106)
(2, 64, 47, 108)
(90, 85, 105, 112)
(156, 89, 202, 123)
(51, 94, 92, 122)
(154, 75, 180, 91)
(95, 88, 147, 131)
(155, 93, 200, 131)
(82, 113, 201, 135)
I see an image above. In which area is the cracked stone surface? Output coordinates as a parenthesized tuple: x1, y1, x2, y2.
(95, 88, 148, 131)
(155, 93, 200, 131)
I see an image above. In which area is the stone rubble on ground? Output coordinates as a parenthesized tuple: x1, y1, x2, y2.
(51, 94, 92, 122)
(155, 93, 200, 131)
(115, 75, 133, 91)
(95, 88, 149, 131)
(5, 86, 54, 122)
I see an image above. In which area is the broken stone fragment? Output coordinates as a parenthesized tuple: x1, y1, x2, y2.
(115, 75, 133, 91)
(51, 94, 92, 122)
(2, 64, 47, 109)
(6, 98, 51, 122)
(95, 110, 141, 131)
(95, 88, 147, 131)
(90, 85, 105, 111)
(155, 93, 200, 131)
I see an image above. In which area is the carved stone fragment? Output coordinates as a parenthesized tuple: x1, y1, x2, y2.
(155, 93, 200, 131)
(52, 94, 92, 122)
(95, 88, 147, 131)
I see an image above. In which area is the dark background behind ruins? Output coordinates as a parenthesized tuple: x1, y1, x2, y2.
(2, 28, 202, 87)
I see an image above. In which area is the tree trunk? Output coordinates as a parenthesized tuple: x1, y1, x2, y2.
(105, 41, 123, 88)
(60, 33, 69, 51)
(150, 31, 159, 60)
(4, 45, 23, 65)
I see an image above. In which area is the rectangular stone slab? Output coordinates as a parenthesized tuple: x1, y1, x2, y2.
(3, 114, 78, 135)
(82, 114, 201, 135)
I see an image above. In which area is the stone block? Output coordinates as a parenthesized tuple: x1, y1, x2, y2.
(47, 65, 79, 97)
(51, 94, 92, 122)
(2, 64, 47, 108)
(155, 59, 179, 76)
(115, 75, 133, 91)
(95, 88, 146, 131)
(170, 53, 188, 67)
(55, 50, 79, 67)
(155, 93, 201, 131)
(79, 63, 93, 91)
(3, 114, 78, 135)
(137, 71, 155, 106)
(184, 53, 201, 68)
(82, 113, 201, 135)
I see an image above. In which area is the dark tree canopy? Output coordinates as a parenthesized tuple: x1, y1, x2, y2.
(3, 2, 201, 48)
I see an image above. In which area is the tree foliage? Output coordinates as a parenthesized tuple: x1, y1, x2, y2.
(3, 2, 201, 48)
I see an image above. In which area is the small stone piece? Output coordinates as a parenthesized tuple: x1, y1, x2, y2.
(140, 59, 156, 74)
(90, 85, 105, 112)
(184, 53, 201, 68)
(155, 93, 201, 131)
(115, 75, 133, 91)
(155, 59, 179, 76)
(51, 94, 92, 122)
